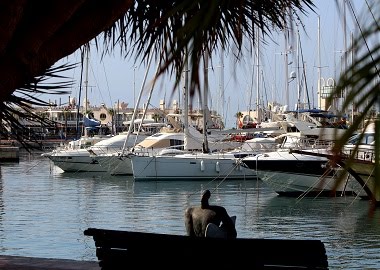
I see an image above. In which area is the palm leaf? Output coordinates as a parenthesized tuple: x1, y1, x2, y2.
(118, 0, 315, 104)
(0, 63, 74, 150)
(0, 1, 315, 148)
(328, 1, 380, 204)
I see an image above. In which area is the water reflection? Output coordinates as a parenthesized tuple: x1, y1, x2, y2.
(256, 195, 379, 269)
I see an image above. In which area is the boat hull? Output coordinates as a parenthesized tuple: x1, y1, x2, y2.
(242, 151, 358, 196)
(45, 150, 106, 172)
(130, 153, 257, 181)
(101, 154, 134, 175)
(256, 170, 356, 197)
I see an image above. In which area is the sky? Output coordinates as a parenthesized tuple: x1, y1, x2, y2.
(40, 0, 367, 129)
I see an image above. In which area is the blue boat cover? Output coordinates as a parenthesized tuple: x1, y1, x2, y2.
(83, 115, 101, 127)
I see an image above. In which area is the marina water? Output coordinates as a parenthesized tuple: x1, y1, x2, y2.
(0, 152, 379, 269)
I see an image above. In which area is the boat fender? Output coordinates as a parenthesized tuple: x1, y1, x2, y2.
(200, 160, 205, 171)
(215, 161, 220, 172)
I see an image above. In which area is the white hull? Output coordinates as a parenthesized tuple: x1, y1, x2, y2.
(42, 133, 146, 173)
(130, 152, 257, 181)
(101, 154, 134, 175)
(256, 170, 356, 196)
(242, 150, 358, 196)
(104, 129, 242, 175)
(45, 149, 106, 172)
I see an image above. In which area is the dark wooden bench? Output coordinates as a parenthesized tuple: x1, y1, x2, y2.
(84, 228, 329, 269)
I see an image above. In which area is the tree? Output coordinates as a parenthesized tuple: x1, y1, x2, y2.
(63, 106, 71, 141)
(0, 0, 315, 148)
(152, 113, 161, 123)
(328, 1, 380, 206)
(108, 108, 115, 135)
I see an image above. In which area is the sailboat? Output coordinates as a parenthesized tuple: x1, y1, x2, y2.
(100, 56, 194, 176)
(129, 148, 256, 181)
(129, 56, 257, 181)
(41, 47, 148, 172)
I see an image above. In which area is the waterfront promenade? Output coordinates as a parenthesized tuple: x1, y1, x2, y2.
(0, 255, 99, 270)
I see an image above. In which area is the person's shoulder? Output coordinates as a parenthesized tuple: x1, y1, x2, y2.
(184, 206, 194, 216)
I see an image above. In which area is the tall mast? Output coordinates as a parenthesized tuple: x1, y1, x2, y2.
(256, 29, 260, 121)
(296, 27, 300, 111)
(202, 55, 210, 153)
(219, 51, 225, 126)
(317, 16, 321, 110)
(183, 51, 189, 151)
(343, 0, 347, 103)
(342, 0, 349, 118)
(121, 53, 154, 154)
(350, 31, 354, 124)
(83, 46, 90, 137)
(284, 28, 289, 108)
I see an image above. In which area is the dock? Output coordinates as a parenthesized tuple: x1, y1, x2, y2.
(0, 255, 99, 270)
(0, 146, 19, 162)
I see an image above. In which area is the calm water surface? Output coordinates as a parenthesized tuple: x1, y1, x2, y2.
(0, 152, 379, 269)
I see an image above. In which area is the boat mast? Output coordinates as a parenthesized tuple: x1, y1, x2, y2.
(296, 27, 300, 111)
(248, 41, 254, 124)
(120, 53, 154, 155)
(132, 61, 161, 148)
(350, 31, 354, 124)
(76, 49, 84, 139)
(202, 55, 210, 153)
(256, 28, 260, 122)
(183, 50, 190, 151)
(83, 46, 89, 137)
(284, 26, 289, 109)
(317, 16, 321, 110)
(219, 51, 225, 127)
(343, 0, 347, 105)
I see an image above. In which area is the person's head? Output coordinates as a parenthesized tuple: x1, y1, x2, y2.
(201, 190, 211, 208)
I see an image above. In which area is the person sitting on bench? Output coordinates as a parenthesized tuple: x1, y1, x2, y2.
(184, 190, 237, 238)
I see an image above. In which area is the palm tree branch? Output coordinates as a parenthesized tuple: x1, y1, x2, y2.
(117, 0, 315, 103)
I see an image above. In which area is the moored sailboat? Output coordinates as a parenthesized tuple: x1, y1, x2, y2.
(129, 56, 256, 181)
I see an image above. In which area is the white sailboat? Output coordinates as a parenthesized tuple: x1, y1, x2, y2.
(130, 56, 257, 181)
(41, 47, 116, 172)
(42, 132, 145, 173)
(102, 56, 195, 175)
(129, 150, 255, 181)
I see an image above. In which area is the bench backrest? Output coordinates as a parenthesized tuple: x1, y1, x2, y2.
(84, 228, 329, 270)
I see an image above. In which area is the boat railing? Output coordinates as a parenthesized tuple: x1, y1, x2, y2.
(128, 144, 187, 157)
(280, 136, 334, 151)
(87, 146, 123, 156)
(343, 147, 375, 163)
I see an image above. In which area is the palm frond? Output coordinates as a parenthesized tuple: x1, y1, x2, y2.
(1, 0, 315, 149)
(102, 0, 315, 104)
(0, 63, 75, 151)
(328, 0, 380, 204)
